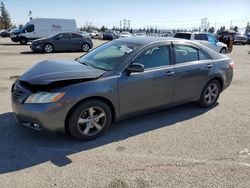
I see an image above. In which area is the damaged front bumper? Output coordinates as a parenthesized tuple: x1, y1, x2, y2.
(11, 81, 72, 133)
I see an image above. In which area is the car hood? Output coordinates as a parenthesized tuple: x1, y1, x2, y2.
(32, 37, 48, 43)
(20, 60, 106, 85)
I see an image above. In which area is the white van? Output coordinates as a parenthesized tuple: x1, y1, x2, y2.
(11, 18, 77, 44)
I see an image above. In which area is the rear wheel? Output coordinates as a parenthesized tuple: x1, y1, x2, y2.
(67, 100, 112, 141)
(198, 79, 221, 108)
(82, 43, 90, 52)
(43, 44, 54, 53)
(19, 38, 28, 45)
(220, 48, 227, 54)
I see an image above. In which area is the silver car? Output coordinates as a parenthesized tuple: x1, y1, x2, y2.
(11, 37, 234, 140)
(174, 32, 228, 53)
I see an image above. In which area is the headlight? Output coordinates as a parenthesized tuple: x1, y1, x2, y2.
(25, 92, 65, 104)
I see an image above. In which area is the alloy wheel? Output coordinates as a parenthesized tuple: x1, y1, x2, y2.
(82, 44, 90, 52)
(77, 107, 106, 136)
(44, 44, 53, 53)
(204, 83, 219, 104)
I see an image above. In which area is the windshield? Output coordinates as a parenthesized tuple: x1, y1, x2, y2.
(78, 41, 139, 71)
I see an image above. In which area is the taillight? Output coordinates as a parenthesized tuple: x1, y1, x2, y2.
(229, 61, 234, 69)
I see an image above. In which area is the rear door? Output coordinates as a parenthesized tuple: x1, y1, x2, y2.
(172, 42, 214, 102)
(53, 33, 71, 51)
(69, 33, 83, 51)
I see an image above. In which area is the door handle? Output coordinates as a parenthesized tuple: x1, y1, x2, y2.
(165, 71, 175, 76)
(205, 64, 213, 69)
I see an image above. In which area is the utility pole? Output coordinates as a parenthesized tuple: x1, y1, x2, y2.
(28, 10, 32, 20)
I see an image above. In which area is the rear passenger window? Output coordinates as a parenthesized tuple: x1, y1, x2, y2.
(194, 34, 208, 41)
(198, 50, 210, 60)
(72, 33, 82, 38)
(174, 45, 199, 63)
(133, 46, 170, 69)
(174, 33, 191, 40)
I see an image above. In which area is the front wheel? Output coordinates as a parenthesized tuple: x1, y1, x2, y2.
(67, 100, 112, 141)
(43, 44, 54, 53)
(198, 79, 221, 108)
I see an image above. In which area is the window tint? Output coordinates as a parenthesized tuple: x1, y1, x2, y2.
(133, 46, 170, 69)
(71, 33, 82, 39)
(174, 45, 199, 63)
(174, 33, 191, 40)
(198, 50, 210, 60)
(26, 25, 34, 33)
(57, 33, 70, 39)
(194, 34, 208, 41)
(79, 41, 138, 71)
(207, 35, 217, 43)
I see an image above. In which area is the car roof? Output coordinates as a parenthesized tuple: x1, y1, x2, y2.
(116, 37, 183, 45)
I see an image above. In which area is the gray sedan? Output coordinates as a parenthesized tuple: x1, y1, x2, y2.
(11, 37, 233, 140)
(30, 32, 93, 53)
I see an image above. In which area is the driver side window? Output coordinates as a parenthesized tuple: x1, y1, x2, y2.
(22, 24, 34, 33)
(27, 25, 34, 32)
(132, 45, 170, 69)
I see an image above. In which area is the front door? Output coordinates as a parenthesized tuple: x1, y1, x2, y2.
(118, 45, 175, 116)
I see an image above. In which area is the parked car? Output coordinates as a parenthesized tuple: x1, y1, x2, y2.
(1, 29, 11, 37)
(11, 37, 233, 140)
(89, 30, 99, 38)
(174, 32, 228, 53)
(103, 30, 119, 40)
(30, 32, 93, 53)
(134, 32, 146, 37)
(11, 18, 77, 45)
(92, 32, 103, 40)
(119, 31, 132, 38)
(78, 31, 89, 37)
(0, 29, 4, 37)
(233, 35, 248, 45)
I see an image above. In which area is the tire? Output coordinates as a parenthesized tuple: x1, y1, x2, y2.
(43, 44, 54, 53)
(220, 48, 227, 54)
(198, 79, 221, 108)
(19, 38, 28, 45)
(67, 100, 112, 141)
(81, 43, 90, 52)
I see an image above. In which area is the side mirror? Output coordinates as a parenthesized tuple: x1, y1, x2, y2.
(126, 63, 144, 73)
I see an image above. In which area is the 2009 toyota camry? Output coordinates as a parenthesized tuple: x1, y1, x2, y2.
(11, 37, 233, 140)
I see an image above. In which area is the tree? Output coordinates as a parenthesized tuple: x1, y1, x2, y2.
(233, 26, 238, 33)
(208, 27, 215, 33)
(217, 26, 225, 34)
(100, 25, 106, 32)
(154, 27, 158, 33)
(245, 22, 250, 36)
(129, 28, 133, 33)
(0, 1, 12, 29)
(149, 27, 154, 33)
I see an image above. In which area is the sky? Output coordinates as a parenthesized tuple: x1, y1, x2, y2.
(3, 0, 250, 30)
